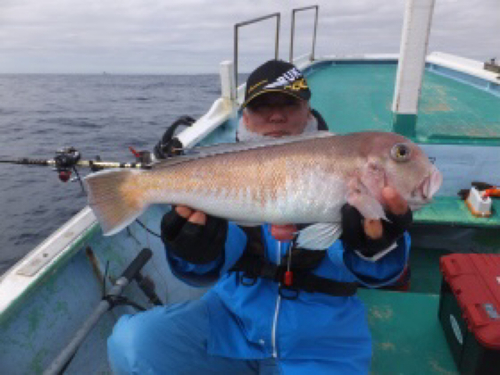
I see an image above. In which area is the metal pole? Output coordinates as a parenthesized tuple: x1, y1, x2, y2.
(234, 24, 239, 93)
(312, 6, 319, 60)
(290, 11, 295, 62)
(289, 5, 319, 63)
(233, 13, 280, 89)
(276, 14, 280, 61)
(392, 0, 436, 138)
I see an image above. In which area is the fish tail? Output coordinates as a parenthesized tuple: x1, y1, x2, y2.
(84, 169, 148, 236)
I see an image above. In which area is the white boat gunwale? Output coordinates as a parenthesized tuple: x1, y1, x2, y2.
(0, 207, 100, 323)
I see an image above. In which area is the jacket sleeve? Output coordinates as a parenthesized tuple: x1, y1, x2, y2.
(165, 223, 248, 287)
(335, 232, 411, 288)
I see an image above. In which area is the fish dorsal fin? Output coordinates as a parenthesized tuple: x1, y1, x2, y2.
(152, 131, 334, 169)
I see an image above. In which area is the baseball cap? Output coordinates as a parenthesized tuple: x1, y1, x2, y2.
(241, 60, 311, 109)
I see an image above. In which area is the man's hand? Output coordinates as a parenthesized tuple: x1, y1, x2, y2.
(362, 187, 409, 240)
(160, 205, 227, 264)
(341, 186, 412, 257)
(175, 206, 207, 225)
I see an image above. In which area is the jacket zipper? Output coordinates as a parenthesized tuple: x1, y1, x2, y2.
(271, 240, 283, 358)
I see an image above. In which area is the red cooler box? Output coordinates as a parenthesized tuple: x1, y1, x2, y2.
(439, 254, 500, 374)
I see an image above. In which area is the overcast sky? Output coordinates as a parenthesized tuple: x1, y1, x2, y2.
(0, 0, 498, 74)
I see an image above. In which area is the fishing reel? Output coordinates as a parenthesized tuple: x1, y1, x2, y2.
(54, 147, 81, 182)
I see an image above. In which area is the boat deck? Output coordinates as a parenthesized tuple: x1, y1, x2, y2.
(357, 241, 459, 374)
(306, 61, 500, 145)
(360, 287, 458, 375)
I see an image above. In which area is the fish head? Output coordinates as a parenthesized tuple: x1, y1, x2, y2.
(359, 132, 442, 211)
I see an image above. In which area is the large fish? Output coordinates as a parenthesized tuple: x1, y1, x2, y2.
(85, 131, 442, 249)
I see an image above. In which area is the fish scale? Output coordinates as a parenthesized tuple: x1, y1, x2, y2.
(146, 144, 339, 223)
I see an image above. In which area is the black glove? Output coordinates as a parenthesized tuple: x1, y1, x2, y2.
(161, 207, 228, 264)
(340, 204, 412, 258)
(154, 116, 196, 159)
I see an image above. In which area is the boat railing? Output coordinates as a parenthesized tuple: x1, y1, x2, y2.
(290, 5, 319, 63)
(233, 12, 280, 89)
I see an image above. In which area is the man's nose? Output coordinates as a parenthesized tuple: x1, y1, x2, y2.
(268, 107, 286, 123)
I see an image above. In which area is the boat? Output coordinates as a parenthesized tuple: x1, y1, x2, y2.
(1, 2, 499, 374)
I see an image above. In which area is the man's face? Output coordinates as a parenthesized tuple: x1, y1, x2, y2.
(242, 93, 311, 138)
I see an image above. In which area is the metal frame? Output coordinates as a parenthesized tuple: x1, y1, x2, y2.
(234, 13, 281, 89)
(290, 5, 319, 63)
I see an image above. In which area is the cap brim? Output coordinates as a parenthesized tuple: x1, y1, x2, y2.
(241, 89, 308, 110)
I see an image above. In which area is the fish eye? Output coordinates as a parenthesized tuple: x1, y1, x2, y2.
(390, 143, 411, 162)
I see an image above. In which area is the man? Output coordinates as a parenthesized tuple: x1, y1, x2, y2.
(107, 60, 412, 374)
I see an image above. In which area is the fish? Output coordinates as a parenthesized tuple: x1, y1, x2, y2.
(84, 131, 442, 249)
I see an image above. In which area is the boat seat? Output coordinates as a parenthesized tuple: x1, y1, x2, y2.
(414, 196, 500, 227)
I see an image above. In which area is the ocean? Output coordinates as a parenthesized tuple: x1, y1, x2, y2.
(0, 74, 225, 275)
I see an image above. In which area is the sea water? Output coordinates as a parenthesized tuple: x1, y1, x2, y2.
(0, 73, 223, 274)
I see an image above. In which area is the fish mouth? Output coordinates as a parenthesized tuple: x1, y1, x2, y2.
(409, 168, 443, 209)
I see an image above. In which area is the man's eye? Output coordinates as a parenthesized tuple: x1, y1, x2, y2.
(252, 103, 269, 111)
(284, 99, 299, 107)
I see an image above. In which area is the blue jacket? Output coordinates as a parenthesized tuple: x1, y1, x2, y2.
(166, 223, 410, 364)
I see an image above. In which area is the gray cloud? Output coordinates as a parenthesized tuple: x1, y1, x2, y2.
(0, 0, 498, 74)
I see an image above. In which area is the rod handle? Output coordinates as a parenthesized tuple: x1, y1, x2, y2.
(121, 248, 153, 281)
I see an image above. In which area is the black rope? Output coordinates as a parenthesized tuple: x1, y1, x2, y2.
(72, 166, 85, 192)
(135, 219, 161, 238)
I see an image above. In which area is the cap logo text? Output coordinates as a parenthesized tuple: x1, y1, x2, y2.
(265, 68, 304, 89)
(285, 78, 308, 91)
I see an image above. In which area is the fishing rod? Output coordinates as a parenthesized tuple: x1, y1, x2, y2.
(0, 117, 191, 186)
(0, 146, 151, 189)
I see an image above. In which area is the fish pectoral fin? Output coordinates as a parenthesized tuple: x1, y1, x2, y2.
(296, 223, 342, 250)
(361, 159, 387, 191)
(346, 190, 387, 221)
